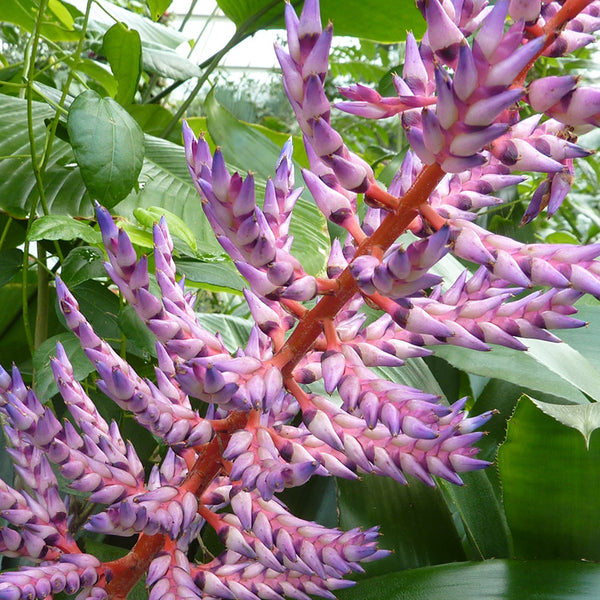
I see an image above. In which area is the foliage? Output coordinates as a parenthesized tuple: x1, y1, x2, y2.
(1, 1, 600, 600)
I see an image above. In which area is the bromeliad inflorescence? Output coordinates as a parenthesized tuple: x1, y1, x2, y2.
(2, 1, 600, 599)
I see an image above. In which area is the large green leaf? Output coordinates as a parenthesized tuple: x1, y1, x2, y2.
(216, 0, 425, 42)
(338, 475, 466, 575)
(102, 23, 142, 106)
(498, 396, 600, 561)
(337, 560, 600, 600)
(525, 337, 600, 402)
(0, 95, 91, 218)
(0, 0, 79, 41)
(67, 90, 145, 207)
(438, 470, 512, 561)
(205, 89, 329, 276)
(433, 343, 588, 404)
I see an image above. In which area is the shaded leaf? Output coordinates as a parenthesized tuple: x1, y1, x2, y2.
(32, 332, 95, 401)
(61, 246, 106, 288)
(0, 249, 23, 287)
(498, 396, 600, 560)
(67, 90, 145, 207)
(338, 475, 466, 575)
(337, 559, 600, 600)
(525, 337, 600, 402)
(103, 23, 142, 106)
(438, 471, 512, 561)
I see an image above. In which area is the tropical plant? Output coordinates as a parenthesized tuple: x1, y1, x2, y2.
(2, 1, 600, 600)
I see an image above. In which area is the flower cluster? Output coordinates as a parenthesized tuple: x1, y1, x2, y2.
(1, 0, 600, 599)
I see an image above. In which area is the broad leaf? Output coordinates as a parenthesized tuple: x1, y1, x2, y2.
(197, 313, 253, 353)
(338, 475, 466, 575)
(67, 90, 145, 207)
(498, 396, 600, 561)
(176, 258, 246, 293)
(525, 337, 600, 401)
(532, 399, 600, 449)
(438, 471, 512, 561)
(102, 23, 142, 106)
(60, 246, 106, 288)
(27, 215, 101, 244)
(0, 0, 79, 41)
(216, 0, 425, 42)
(433, 343, 589, 404)
(32, 332, 95, 401)
(0, 249, 23, 288)
(0, 95, 91, 218)
(337, 560, 600, 600)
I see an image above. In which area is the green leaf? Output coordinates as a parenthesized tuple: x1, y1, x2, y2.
(498, 396, 600, 560)
(525, 337, 600, 401)
(102, 23, 142, 106)
(554, 303, 600, 375)
(114, 135, 222, 254)
(176, 259, 245, 293)
(0, 249, 23, 287)
(438, 471, 512, 561)
(67, 90, 145, 207)
(127, 104, 174, 137)
(60, 246, 106, 288)
(196, 313, 252, 353)
(0, 0, 79, 41)
(217, 0, 425, 42)
(119, 305, 156, 359)
(70, 57, 118, 97)
(140, 41, 200, 80)
(134, 206, 198, 254)
(0, 95, 92, 219)
(66, 0, 188, 48)
(338, 475, 466, 575)
(27, 215, 101, 244)
(32, 332, 95, 401)
(531, 398, 600, 449)
(146, 0, 172, 21)
(67, 0, 199, 80)
(205, 89, 329, 276)
(433, 343, 589, 404)
(337, 560, 600, 600)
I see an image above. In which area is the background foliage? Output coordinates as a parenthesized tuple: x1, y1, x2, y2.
(1, 1, 600, 597)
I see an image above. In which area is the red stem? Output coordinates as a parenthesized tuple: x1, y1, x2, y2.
(104, 411, 248, 599)
(278, 163, 445, 377)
